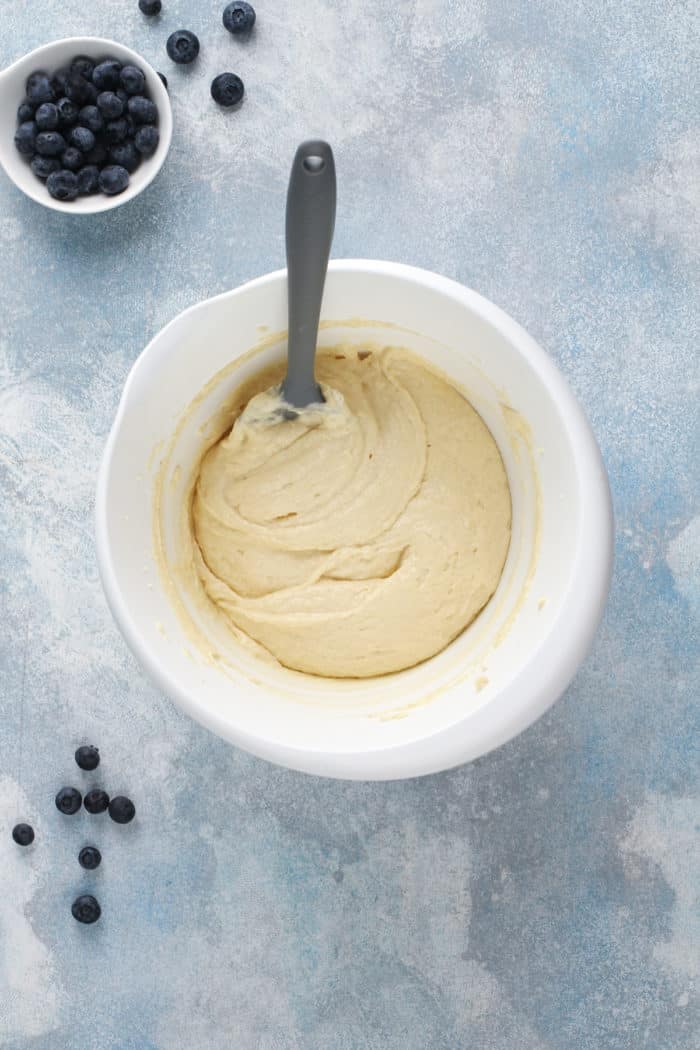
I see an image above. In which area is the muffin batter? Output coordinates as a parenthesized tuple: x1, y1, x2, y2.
(191, 347, 511, 677)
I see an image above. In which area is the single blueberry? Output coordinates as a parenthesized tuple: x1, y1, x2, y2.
(121, 65, 146, 95)
(83, 788, 110, 813)
(69, 126, 95, 153)
(72, 894, 101, 924)
(104, 118, 129, 144)
(71, 55, 95, 80)
(109, 141, 141, 173)
(26, 71, 54, 104)
(12, 823, 35, 846)
(211, 72, 244, 107)
(51, 68, 71, 97)
(97, 91, 124, 119)
(108, 795, 136, 823)
(92, 59, 122, 90)
(84, 141, 108, 166)
(99, 165, 130, 196)
(222, 2, 256, 34)
(78, 845, 102, 870)
(157, 71, 168, 90)
(35, 102, 59, 130)
(56, 97, 79, 126)
(166, 30, 200, 64)
(75, 744, 100, 770)
(65, 72, 95, 106)
(134, 124, 159, 156)
(14, 121, 37, 156)
(61, 147, 84, 172)
(127, 96, 158, 124)
(17, 100, 36, 123)
(77, 165, 100, 195)
(78, 105, 103, 133)
(31, 155, 61, 179)
(35, 131, 67, 156)
(55, 786, 82, 814)
(139, 0, 162, 13)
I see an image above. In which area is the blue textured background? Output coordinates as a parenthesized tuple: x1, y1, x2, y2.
(1, 2, 698, 1048)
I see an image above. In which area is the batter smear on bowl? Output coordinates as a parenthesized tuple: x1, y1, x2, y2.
(191, 346, 511, 678)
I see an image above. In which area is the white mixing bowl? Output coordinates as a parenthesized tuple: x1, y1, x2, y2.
(96, 261, 613, 780)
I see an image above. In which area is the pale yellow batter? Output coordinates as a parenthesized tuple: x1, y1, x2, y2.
(191, 347, 511, 678)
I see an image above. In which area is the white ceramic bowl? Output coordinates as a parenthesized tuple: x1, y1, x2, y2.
(96, 261, 613, 780)
(0, 37, 172, 214)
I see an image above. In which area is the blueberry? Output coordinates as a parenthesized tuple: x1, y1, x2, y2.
(65, 72, 96, 105)
(97, 91, 124, 119)
(108, 795, 135, 823)
(104, 118, 129, 144)
(134, 124, 159, 156)
(12, 823, 35, 846)
(75, 744, 100, 770)
(14, 121, 37, 156)
(211, 73, 244, 107)
(139, 0, 162, 13)
(78, 105, 103, 133)
(85, 142, 108, 166)
(35, 131, 67, 156)
(55, 786, 82, 813)
(99, 165, 130, 196)
(109, 141, 141, 173)
(51, 68, 71, 97)
(116, 88, 130, 109)
(127, 96, 158, 124)
(223, 2, 256, 34)
(17, 100, 35, 122)
(157, 71, 168, 90)
(72, 894, 101, 924)
(78, 845, 102, 870)
(124, 114, 136, 138)
(121, 65, 146, 96)
(35, 102, 59, 130)
(26, 71, 54, 104)
(61, 147, 84, 172)
(71, 55, 95, 80)
(83, 788, 110, 813)
(77, 165, 100, 195)
(56, 97, 79, 126)
(69, 126, 95, 153)
(166, 30, 200, 64)
(92, 59, 122, 91)
(31, 155, 61, 179)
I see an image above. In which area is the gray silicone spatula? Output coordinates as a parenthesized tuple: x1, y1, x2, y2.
(281, 140, 337, 410)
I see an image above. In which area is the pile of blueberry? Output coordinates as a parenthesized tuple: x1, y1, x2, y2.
(11, 744, 136, 925)
(14, 55, 160, 202)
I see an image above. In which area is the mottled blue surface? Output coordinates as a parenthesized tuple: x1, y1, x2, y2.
(1, 2, 698, 1048)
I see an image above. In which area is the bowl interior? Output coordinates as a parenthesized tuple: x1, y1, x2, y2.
(98, 263, 606, 778)
(0, 37, 172, 214)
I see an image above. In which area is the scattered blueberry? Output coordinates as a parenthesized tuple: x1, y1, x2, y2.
(35, 131, 67, 156)
(109, 141, 141, 173)
(128, 95, 158, 124)
(99, 165, 130, 196)
(120, 65, 146, 96)
(12, 823, 35, 846)
(78, 105, 104, 133)
(134, 124, 159, 156)
(166, 29, 200, 64)
(31, 155, 61, 179)
(139, 0, 162, 13)
(84, 788, 110, 814)
(108, 795, 136, 823)
(14, 121, 37, 156)
(92, 59, 122, 91)
(61, 147, 84, 172)
(97, 91, 124, 120)
(65, 72, 96, 105)
(75, 744, 100, 771)
(211, 72, 244, 107)
(35, 102, 59, 131)
(78, 845, 102, 870)
(26, 71, 54, 104)
(77, 165, 100, 195)
(55, 786, 83, 814)
(72, 894, 101, 924)
(157, 71, 168, 90)
(69, 125, 96, 153)
(51, 68, 71, 97)
(17, 100, 36, 123)
(223, 2, 256, 34)
(71, 55, 95, 80)
(56, 97, 79, 126)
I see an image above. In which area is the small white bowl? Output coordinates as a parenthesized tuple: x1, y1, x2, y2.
(0, 37, 172, 214)
(97, 261, 613, 780)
